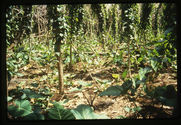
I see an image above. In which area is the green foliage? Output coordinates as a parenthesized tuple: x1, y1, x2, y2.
(99, 80, 132, 96)
(67, 4, 84, 36)
(71, 104, 109, 119)
(8, 100, 33, 118)
(138, 67, 152, 81)
(6, 5, 32, 46)
(6, 4, 177, 120)
(47, 5, 68, 46)
(140, 3, 153, 30)
(7, 46, 29, 76)
(47, 102, 75, 120)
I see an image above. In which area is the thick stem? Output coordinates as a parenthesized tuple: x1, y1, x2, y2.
(128, 39, 131, 78)
(56, 41, 64, 94)
(29, 36, 31, 62)
(69, 38, 73, 70)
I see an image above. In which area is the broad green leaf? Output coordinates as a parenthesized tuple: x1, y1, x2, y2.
(24, 112, 45, 120)
(138, 67, 152, 80)
(99, 85, 123, 96)
(158, 96, 177, 107)
(22, 88, 45, 98)
(48, 102, 75, 120)
(8, 100, 33, 117)
(99, 80, 132, 96)
(71, 104, 109, 119)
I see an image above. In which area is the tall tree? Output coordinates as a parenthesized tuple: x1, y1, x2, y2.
(152, 3, 162, 37)
(139, 3, 153, 46)
(121, 3, 138, 78)
(47, 5, 68, 94)
(91, 4, 106, 49)
(67, 4, 84, 70)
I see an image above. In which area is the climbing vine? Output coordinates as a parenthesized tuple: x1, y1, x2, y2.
(6, 5, 32, 46)
(47, 5, 68, 94)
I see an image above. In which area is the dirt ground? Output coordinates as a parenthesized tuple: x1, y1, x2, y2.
(7, 61, 177, 119)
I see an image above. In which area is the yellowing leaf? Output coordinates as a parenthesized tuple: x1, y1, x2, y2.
(112, 74, 120, 79)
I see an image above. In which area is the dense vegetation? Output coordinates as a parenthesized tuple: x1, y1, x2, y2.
(6, 3, 177, 119)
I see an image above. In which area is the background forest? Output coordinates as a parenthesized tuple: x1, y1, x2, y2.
(6, 3, 177, 119)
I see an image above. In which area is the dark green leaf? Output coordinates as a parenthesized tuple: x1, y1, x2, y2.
(48, 102, 75, 120)
(71, 104, 109, 119)
(8, 100, 32, 117)
(23, 88, 44, 98)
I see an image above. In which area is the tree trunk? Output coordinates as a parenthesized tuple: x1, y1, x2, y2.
(128, 39, 131, 78)
(55, 41, 64, 94)
(70, 43, 72, 70)
(69, 37, 73, 70)
(29, 36, 31, 62)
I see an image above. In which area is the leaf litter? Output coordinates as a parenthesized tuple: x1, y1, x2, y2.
(7, 60, 177, 119)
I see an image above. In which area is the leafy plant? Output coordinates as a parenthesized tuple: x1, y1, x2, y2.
(8, 100, 33, 118)
(138, 67, 152, 81)
(99, 80, 132, 96)
(47, 102, 75, 120)
(71, 104, 109, 119)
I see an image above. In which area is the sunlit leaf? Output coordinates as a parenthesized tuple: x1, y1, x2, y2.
(112, 74, 120, 79)
(8, 100, 33, 117)
(71, 104, 109, 119)
(48, 102, 75, 120)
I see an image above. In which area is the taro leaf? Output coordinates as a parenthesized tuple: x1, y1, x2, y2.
(8, 100, 32, 117)
(122, 80, 132, 91)
(98, 85, 123, 96)
(138, 67, 152, 80)
(71, 104, 109, 119)
(48, 102, 75, 120)
(158, 96, 177, 107)
(22, 88, 44, 98)
(24, 112, 45, 120)
(99, 80, 132, 96)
